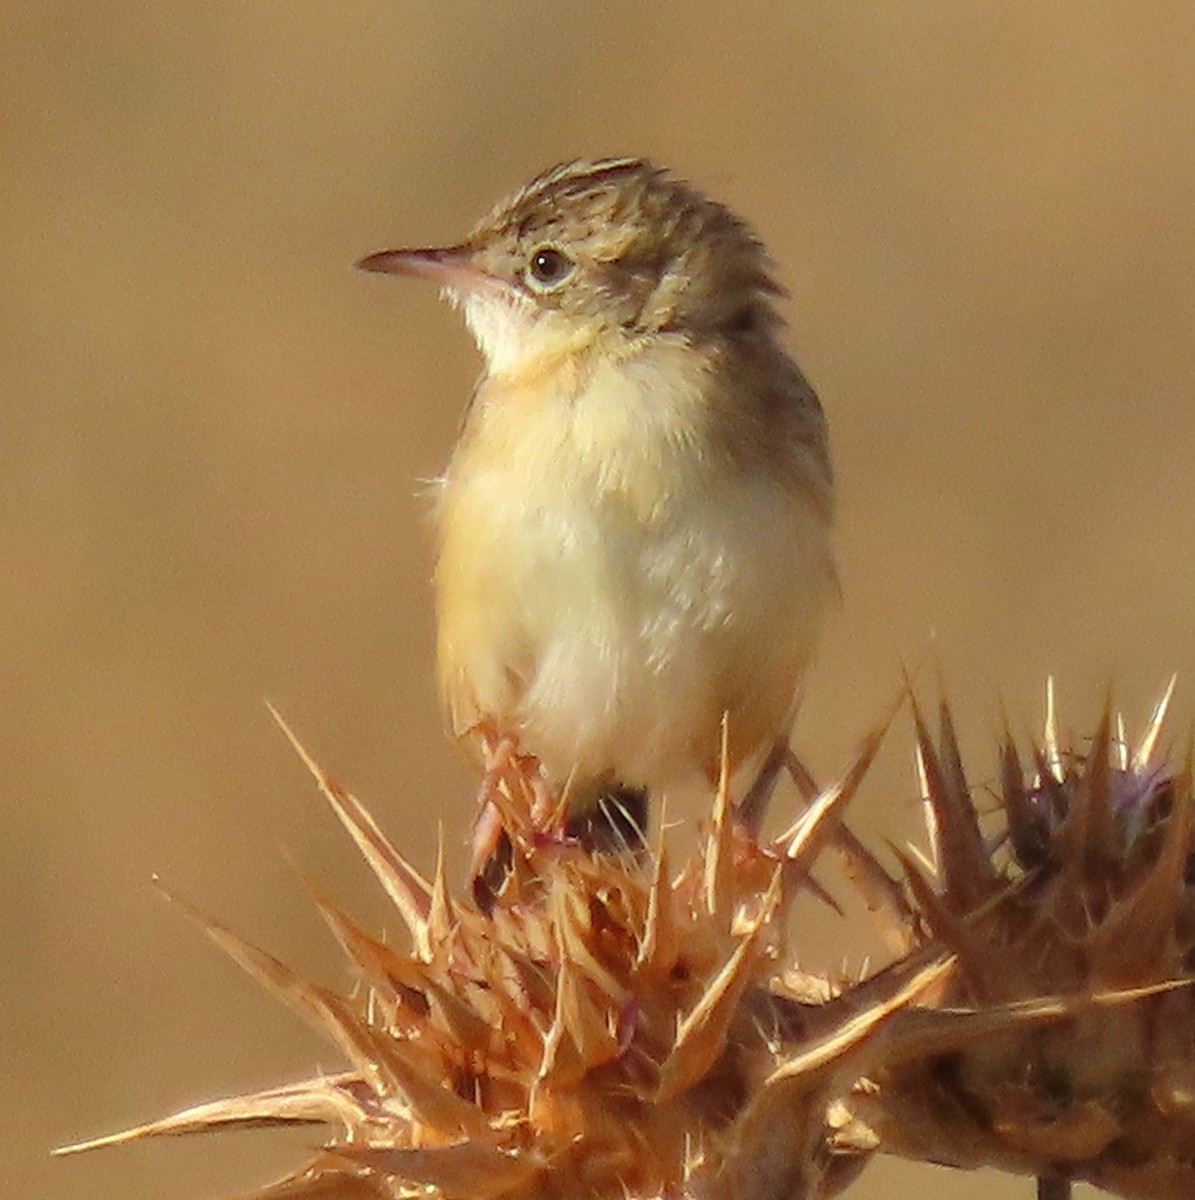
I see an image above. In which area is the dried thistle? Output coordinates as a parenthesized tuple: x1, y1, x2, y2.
(840, 680, 1195, 1199)
(58, 703, 947, 1200)
(60, 686, 1193, 1200)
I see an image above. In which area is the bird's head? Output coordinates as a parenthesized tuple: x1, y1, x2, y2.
(357, 157, 784, 378)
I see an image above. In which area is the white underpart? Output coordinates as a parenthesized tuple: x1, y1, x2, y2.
(435, 332, 836, 793)
(459, 290, 547, 378)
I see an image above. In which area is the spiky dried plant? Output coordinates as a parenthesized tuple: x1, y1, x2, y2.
(60, 703, 954, 1200)
(57, 685, 1194, 1200)
(837, 680, 1195, 1199)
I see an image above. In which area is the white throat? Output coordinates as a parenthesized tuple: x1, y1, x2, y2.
(457, 290, 596, 379)
(459, 291, 541, 378)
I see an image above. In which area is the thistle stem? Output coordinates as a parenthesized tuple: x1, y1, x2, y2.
(1037, 1176, 1071, 1200)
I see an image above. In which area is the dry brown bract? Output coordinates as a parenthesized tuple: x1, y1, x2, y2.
(58, 685, 1194, 1200)
(840, 680, 1195, 1199)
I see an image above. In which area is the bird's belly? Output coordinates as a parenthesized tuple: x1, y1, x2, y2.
(434, 456, 833, 793)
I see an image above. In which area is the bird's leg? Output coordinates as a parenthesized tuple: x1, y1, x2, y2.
(527, 767, 558, 830)
(469, 732, 519, 880)
(470, 731, 561, 908)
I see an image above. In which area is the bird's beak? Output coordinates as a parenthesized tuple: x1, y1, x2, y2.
(355, 245, 491, 294)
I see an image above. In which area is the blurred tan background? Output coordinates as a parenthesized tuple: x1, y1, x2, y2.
(5, 3, 1195, 1197)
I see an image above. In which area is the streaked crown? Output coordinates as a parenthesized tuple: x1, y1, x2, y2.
(463, 157, 785, 337)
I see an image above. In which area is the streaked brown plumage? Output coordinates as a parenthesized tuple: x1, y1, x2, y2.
(359, 158, 836, 852)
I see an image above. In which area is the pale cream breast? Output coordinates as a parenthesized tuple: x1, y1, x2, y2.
(434, 336, 836, 794)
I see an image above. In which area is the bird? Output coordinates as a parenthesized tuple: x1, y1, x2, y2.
(357, 157, 836, 871)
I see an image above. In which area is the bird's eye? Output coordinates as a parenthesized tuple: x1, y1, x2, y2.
(527, 246, 574, 288)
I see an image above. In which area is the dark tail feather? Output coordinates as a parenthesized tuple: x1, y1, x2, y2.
(567, 785, 649, 854)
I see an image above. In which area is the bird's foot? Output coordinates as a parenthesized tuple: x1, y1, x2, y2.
(469, 731, 558, 906)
